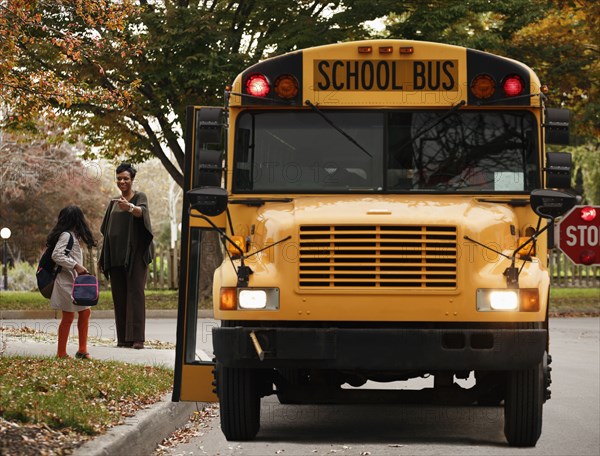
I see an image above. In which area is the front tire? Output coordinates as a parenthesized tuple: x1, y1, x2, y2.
(504, 361, 543, 447)
(217, 364, 261, 441)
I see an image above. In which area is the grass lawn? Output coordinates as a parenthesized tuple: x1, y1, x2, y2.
(0, 289, 179, 311)
(0, 355, 173, 453)
(0, 356, 173, 435)
(0, 288, 597, 313)
(549, 287, 600, 313)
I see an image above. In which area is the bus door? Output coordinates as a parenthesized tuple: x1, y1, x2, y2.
(173, 106, 226, 402)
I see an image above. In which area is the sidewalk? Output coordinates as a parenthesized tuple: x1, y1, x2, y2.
(1, 314, 212, 456)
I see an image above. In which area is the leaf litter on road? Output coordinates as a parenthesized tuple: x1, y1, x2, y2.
(153, 404, 219, 455)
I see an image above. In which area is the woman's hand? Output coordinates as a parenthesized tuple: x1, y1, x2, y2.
(113, 196, 131, 212)
(114, 196, 138, 216)
(75, 264, 88, 275)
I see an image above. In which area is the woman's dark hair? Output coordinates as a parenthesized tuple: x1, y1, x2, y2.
(46, 205, 97, 249)
(116, 162, 137, 179)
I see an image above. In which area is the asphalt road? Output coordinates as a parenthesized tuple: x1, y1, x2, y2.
(163, 318, 600, 456)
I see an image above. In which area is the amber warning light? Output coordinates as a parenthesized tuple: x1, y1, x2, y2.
(245, 73, 300, 100)
(471, 73, 525, 100)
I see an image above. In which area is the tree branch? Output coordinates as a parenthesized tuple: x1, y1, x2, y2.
(133, 114, 184, 186)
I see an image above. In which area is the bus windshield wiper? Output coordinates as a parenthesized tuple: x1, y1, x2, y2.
(305, 100, 373, 158)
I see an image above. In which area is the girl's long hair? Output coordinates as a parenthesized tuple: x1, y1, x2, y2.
(46, 205, 97, 249)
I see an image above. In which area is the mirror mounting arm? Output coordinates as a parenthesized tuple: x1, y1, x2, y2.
(463, 235, 512, 260)
(189, 210, 252, 286)
(463, 234, 539, 289)
(503, 219, 554, 288)
(189, 210, 292, 288)
(189, 210, 245, 256)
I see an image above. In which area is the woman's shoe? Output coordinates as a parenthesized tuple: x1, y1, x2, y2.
(75, 351, 91, 360)
(132, 342, 144, 350)
(57, 354, 71, 359)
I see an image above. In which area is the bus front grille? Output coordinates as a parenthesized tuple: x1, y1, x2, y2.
(298, 225, 457, 289)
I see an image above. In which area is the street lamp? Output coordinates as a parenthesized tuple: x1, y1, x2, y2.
(0, 227, 11, 291)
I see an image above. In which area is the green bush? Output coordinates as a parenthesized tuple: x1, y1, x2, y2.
(6, 261, 37, 292)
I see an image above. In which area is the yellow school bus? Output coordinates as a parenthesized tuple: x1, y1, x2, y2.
(173, 40, 578, 447)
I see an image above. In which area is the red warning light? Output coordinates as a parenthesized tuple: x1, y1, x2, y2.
(580, 249, 597, 266)
(580, 206, 597, 222)
(246, 74, 270, 97)
(502, 75, 524, 97)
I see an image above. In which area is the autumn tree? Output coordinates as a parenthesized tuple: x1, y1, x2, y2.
(384, 0, 548, 51)
(382, 0, 599, 202)
(0, 0, 399, 187)
(2, 0, 597, 193)
(510, 0, 600, 203)
(0, 126, 108, 263)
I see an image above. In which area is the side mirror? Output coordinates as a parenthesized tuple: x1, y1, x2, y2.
(188, 187, 228, 217)
(196, 108, 224, 147)
(196, 149, 223, 187)
(193, 107, 225, 188)
(545, 108, 570, 145)
(530, 189, 578, 219)
(545, 152, 572, 189)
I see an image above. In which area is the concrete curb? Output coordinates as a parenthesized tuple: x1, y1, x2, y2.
(0, 309, 214, 319)
(73, 394, 198, 456)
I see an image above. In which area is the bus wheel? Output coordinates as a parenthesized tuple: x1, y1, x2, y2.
(217, 363, 260, 441)
(503, 360, 543, 447)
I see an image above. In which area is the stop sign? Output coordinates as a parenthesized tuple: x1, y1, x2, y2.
(557, 206, 600, 265)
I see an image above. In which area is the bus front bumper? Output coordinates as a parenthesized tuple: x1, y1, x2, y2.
(213, 327, 546, 370)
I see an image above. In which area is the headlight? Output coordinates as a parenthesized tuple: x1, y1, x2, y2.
(238, 290, 267, 309)
(477, 288, 540, 312)
(220, 287, 280, 310)
(477, 289, 539, 312)
(489, 291, 518, 310)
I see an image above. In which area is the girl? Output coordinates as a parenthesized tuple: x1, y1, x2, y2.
(47, 205, 97, 359)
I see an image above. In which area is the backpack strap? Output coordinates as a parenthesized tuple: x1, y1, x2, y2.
(65, 232, 74, 255)
(55, 233, 75, 275)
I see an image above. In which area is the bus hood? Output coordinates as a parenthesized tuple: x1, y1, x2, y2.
(255, 195, 520, 240)
(248, 195, 522, 290)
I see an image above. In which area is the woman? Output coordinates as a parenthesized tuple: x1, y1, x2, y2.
(48, 205, 97, 359)
(99, 163, 153, 349)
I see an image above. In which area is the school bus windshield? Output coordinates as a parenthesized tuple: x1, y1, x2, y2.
(233, 109, 539, 193)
